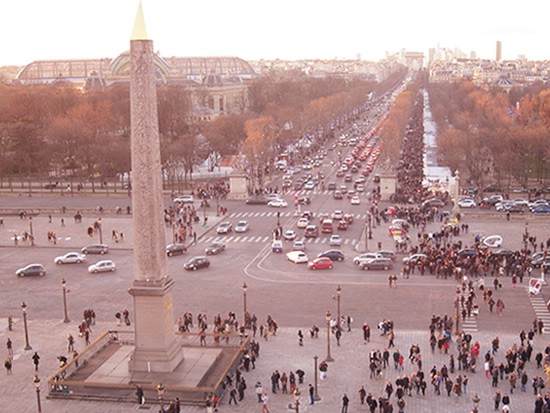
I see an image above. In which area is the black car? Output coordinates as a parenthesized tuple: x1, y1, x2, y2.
(205, 242, 226, 255)
(16, 264, 46, 277)
(317, 249, 345, 262)
(493, 249, 516, 257)
(360, 258, 393, 270)
(508, 205, 525, 214)
(458, 248, 478, 258)
(166, 243, 187, 257)
(183, 256, 210, 271)
(246, 196, 268, 205)
(81, 244, 109, 255)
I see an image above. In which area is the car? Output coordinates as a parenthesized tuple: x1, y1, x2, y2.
(402, 253, 428, 264)
(268, 199, 288, 208)
(272, 240, 283, 253)
(356, 184, 365, 192)
(484, 184, 502, 192)
(512, 198, 529, 206)
(44, 183, 58, 189)
(287, 251, 309, 264)
(205, 242, 226, 255)
(332, 210, 344, 220)
(337, 219, 348, 230)
(339, 185, 348, 194)
(88, 260, 116, 273)
(327, 182, 337, 190)
(81, 244, 109, 255)
(304, 182, 315, 190)
(353, 252, 383, 265)
(216, 222, 233, 234)
(482, 235, 503, 248)
(54, 252, 87, 264)
(360, 257, 394, 270)
(317, 249, 345, 262)
(265, 194, 283, 201)
(532, 205, 550, 214)
(304, 225, 319, 238)
(495, 201, 513, 211)
(528, 199, 549, 210)
(166, 243, 187, 257)
(458, 248, 478, 258)
(235, 220, 250, 233)
(530, 252, 547, 267)
(298, 196, 311, 205)
(344, 175, 353, 182)
(376, 250, 397, 261)
(422, 198, 445, 208)
(391, 219, 410, 231)
(350, 196, 361, 205)
(246, 196, 268, 205)
(458, 198, 477, 208)
(301, 211, 314, 220)
(507, 205, 525, 214)
(183, 256, 210, 271)
(329, 234, 342, 246)
(173, 195, 194, 204)
(297, 217, 309, 229)
(283, 229, 297, 241)
(16, 263, 46, 277)
(493, 249, 515, 257)
(308, 257, 333, 270)
(333, 191, 343, 200)
(343, 214, 354, 224)
(321, 219, 334, 234)
(292, 240, 306, 251)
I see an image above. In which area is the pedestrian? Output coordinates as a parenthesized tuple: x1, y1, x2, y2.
(123, 309, 131, 325)
(135, 384, 145, 405)
(228, 387, 238, 405)
(32, 351, 40, 371)
(115, 311, 122, 326)
(7, 315, 13, 331)
(494, 390, 501, 410)
(309, 383, 314, 405)
(6, 338, 13, 356)
(67, 333, 75, 352)
(298, 330, 304, 346)
(255, 382, 263, 403)
(501, 393, 510, 410)
(359, 385, 367, 404)
(342, 393, 349, 413)
(4, 357, 12, 374)
(261, 392, 269, 413)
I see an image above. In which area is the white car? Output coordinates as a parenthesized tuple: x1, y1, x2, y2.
(173, 195, 194, 204)
(286, 251, 309, 264)
(329, 234, 342, 246)
(482, 235, 503, 248)
(297, 217, 309, 229)
(292, 240, 306, 251)
(331, 210, 344, 220)
(268, 199, 288, 208)
(458, 198, 477, 208)
(350, 196, 361, 205)
(355, 184, 365, 192)
(54, 252, 87, 265)
(304, 182, 315, 190)
(353, 252, 383, 265)
(284, 230, 297, 241)
(88, 260, 116, 273)
(216, 222, 233, 234)
(235, 220, 249, 233)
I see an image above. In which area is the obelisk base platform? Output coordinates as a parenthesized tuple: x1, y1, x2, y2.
(128, 277, 183, 372)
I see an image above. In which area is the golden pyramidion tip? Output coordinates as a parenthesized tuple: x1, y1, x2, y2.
(131, 1, 148, 40)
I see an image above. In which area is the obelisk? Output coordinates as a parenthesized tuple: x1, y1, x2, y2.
(127, 2, 183, 372)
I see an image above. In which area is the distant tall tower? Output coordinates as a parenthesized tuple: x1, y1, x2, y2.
(496, 41, 502, 61)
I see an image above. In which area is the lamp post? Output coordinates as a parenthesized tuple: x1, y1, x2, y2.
(21, 301, 32, 350)
(61, 278, 70, 323)
(157, 383, 166, 412)
(97, 218, 103, 244)
(333, 285, 342, 328)
(524, 220, 529, 251)
(242, 282, 248, 328)
(313, 355, 321, 401)
(324, 311, 334, 362)
(293, 388, 301, 413)
(29, 216, 35, 246)
(454, 291, 460, 336)
(33, 375, 42, 413)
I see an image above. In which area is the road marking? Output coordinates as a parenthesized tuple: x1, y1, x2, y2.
(528, 293, 550, 334)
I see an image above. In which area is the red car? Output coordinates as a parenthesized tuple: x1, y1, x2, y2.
(308, 257, 333, 270)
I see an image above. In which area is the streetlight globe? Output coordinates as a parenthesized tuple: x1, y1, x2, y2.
(242, 282, 248, 293)
(336, 285, 342, 295)
(21, 301, 27, 312)
(325, 311, 331, 321)
(61, 278, 66, 288)
(33, 375, 41, 388)
(293, 388, 301, 402)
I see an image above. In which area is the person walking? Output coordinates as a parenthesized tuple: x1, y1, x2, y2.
(135, 384, 145, 405)
(308, 383, 315, 405)
(6, 338, 13, 356)
(4, 357, 12, 374)
(32, 351, 40, 371)
(228, 387, 238, 405)
(67, 333, 75, 352)
(494, 390, 501, 410)
(359, 385, 367, 404)
(341, 393, 349, 413)
(261, 392, 269, 413)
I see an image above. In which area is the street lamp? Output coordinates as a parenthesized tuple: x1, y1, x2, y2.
(21, 301, 32, 351)
(97, 218, 103, 244)
(33, 375, 42, 413)
(242, 282, 248, 328)
(29, 216, 34, 246)
(293, 388, 301, 413)
(524, 220, 529, 251)
(157, 383, 166, 411)
(313, 356, 321, 401)
(324, 311, 334, 362)
(61, 278, 70, 323)
(333, 285, 342, 328)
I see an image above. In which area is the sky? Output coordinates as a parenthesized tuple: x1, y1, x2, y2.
(1, 0, 549, 67)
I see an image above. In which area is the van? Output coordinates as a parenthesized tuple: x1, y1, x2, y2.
(272, 240, 283, 253)
(321, 219, 334, 234)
